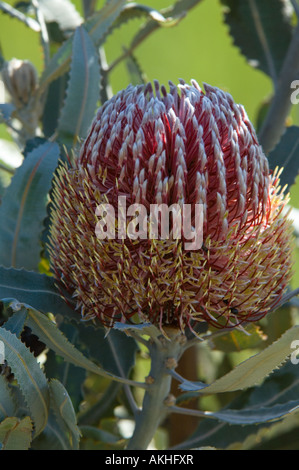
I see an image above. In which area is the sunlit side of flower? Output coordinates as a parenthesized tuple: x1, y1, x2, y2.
(48, 80, 294, 331)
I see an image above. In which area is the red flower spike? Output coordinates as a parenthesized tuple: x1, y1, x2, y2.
(48, 80, 294, 331)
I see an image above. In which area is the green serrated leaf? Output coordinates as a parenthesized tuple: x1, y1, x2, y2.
(180, 326, 299, 394)
(0, 267, 76, 319)
(0, 2, 40, 31)
(44, 321, 86, 412)
(0, 103, 16, 121)
(38, 0, 82, 32)
(117, 3, 183, 29)
(79, 425, 122, 450)
(114, 321, 160, 339)
(0, 416, 33, 450)
(178, 359, 299, 450)
(30, 413, 70, 449)
(221, 0, 293, 82)
(49, 379, 81, 450)
(57, 25, 101, 147)
(0, 375, 16, 420)
(125, 49, 147, 85)
(0, 141, 61, 270)
(42, 73, 70, 138)
(38, 0, 126, 93)
(267, 126, 299, 189)
(0, 327, 49, 435)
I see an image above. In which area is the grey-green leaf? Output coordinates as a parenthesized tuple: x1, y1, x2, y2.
(199, 400, 299, 425)
(176, 358, 299, 449)
(0, 375, 16, 420)
(38, 0, 82, 32)
(221, 0, 293, 82)
(57, 25, 101, 147)
(0, 416, 33, 450)
(38, 0, 126, 93)
(267, 125, 299, 189)
(77, 322, 138, 377)
(0, 267, 76, 319)
(23, 306, 139, 386)
(48, 379, 80, 450)
(2, 309, 27, 336)
(0, 141, 61, 270)
(180, 325, 299, 394)
(0, 327, 49, 435)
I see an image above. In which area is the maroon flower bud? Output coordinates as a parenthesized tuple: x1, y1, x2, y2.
(48, 80, 293, 331)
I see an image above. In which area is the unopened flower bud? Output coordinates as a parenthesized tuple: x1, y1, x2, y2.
(2, 58, 37, 108)
(48, 80, 294, 332)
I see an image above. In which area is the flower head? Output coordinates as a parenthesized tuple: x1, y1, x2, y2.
(48, 80, 293, 331)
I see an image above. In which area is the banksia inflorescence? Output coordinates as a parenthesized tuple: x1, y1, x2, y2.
(48, 79, 293, 331)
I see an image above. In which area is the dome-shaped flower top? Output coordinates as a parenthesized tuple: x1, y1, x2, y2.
(48, 79, 293, 331)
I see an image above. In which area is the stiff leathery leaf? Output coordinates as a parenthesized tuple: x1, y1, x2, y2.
(0, 267, 76, 319)
(38, 0, 126, 93)
(221, 0, 293, 82)
(180, 326, 299, 393)
(267, 126, 299, 189)
(17, 303, 142, 387)
(176, 359, 299, 450)
(57, 25, 101, 148)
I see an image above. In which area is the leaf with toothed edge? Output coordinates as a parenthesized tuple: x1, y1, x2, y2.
(128, 0, 203, 57)
(220, 0, 293, 81)
(0, 327, 49, 436)
(179, 325, 299, 394)
(0, 141, 61, 271)
(57, 25, 101, 148)
(0, 416, 33, 450)
(176, 359, 299, 449)
(38, 0, 126, 93)
(1, 299, 140, 387)
(48, 379, 81, 450)
(0, 267, 77, 320)
(267, 126, 299, 189)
